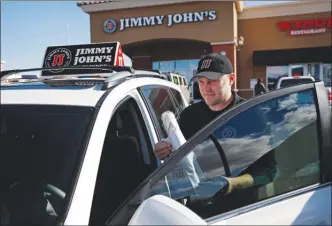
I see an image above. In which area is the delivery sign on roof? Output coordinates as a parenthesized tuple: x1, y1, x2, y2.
(41, 42, 124, 76)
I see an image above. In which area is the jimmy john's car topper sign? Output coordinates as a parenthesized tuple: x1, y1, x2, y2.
(104, 10, 217, 33)
(41, 42, 124, 76)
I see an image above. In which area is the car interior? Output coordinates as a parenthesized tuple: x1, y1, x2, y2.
(89, 98, 157, 225)
(0, 106, 92, 226)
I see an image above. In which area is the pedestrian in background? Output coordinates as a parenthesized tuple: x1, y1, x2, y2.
(254, 77, 267, 96)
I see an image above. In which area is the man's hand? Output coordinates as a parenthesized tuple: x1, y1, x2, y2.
(224, 174, 254, 194)
(154, 141, 172, 160)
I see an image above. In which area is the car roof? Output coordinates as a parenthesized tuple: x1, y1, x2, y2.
(0, 69, 176, 107)
(1, 84, 106, 107)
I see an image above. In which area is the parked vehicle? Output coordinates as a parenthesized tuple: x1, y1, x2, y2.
(162, 72, 190, 102)
(275, 75, 331, 108)
(274, 76, 315, 89)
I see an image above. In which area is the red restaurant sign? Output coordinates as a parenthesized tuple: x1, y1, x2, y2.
(277, 17, 332, 36)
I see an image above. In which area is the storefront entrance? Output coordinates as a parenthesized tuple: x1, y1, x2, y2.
(122, 39, 211, 73)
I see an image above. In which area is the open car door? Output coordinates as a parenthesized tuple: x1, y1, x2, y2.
(128, 195, 207, 225)
(106, 81, 331, 225)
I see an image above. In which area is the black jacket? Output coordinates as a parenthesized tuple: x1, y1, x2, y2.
(254, 83, 267, 96)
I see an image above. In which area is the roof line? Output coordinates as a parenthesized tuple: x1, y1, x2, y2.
(77, 0, 244, 13)
(243, 0, 329, 9)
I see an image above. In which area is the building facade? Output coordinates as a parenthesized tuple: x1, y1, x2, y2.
(78, 0, 331, 97)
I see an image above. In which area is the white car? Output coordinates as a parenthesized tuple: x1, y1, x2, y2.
(274, 76, 315, 90)
(274, 76, 331, 109)
(0, 67, 331, 226)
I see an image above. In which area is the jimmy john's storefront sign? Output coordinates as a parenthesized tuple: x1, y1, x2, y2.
(104, 10, 217, 33)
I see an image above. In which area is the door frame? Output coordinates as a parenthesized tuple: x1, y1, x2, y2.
(63, 78, 181, 225)
(106, 81, 332, 225)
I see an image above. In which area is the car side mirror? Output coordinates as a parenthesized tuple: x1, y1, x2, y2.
(128, 195, 207, 225)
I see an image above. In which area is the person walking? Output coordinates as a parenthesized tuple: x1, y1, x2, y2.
(254, 77, 267, 96)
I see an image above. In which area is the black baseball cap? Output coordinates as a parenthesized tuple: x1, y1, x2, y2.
(191, 53, 233, 82)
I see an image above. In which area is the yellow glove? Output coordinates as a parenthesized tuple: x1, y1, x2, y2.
(225, 174, 255, 194)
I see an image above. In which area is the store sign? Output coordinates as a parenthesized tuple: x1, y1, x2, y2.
(104, 10, 217, 33)
(277, 17, 332, 36)
(41, 42, 124, 76)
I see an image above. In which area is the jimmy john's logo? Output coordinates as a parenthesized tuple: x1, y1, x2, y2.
(104, 18, 117, 33)
(45, 48, 72, 73)
(220, 126, 237, 139)
(41, 42, 122, 76)
(104, 10, 217, 33)
(73, 47, 114, 66)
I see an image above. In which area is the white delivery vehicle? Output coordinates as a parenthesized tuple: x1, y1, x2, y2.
(322, 65, 332, 108)
(275, 75, 331, 108)
(274, 76, 315, 89)
(162, 72, 190, 102)
(0, 42, 331, 226)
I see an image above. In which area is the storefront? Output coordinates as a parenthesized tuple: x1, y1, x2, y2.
(78, 0, 331, 97)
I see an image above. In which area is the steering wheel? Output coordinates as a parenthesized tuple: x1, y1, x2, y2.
(8, 181, 66, 199)
(2, 180, 66, 225)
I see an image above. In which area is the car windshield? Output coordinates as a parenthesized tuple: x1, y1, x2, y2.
(279, 78, 314, 88)
(0, 104, 95, 225)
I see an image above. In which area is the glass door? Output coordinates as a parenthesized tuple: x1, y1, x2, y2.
(307, 63, 323, 81)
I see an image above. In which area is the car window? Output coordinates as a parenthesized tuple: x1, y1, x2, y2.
(183, 78, 187, 86)
(140, 85, 181, 139)
(89, 98, 156, 225)
(179, 77, 183, 85)
(169, 87, 186, 113)
(173, 76, 179, 85)
(0, 104, 95, 225)
(149, 88, 320, 219)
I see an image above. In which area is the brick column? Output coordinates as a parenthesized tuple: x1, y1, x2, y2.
(132, 56, 152, 70)
(211, 43, 237, 89)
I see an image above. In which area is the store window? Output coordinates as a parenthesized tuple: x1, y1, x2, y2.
(307, 63, 321, 81)
(266, 66, 289, 91)
(153, 59, 199, 82)
(290, 65, 305, 77)
(322, 64, 332, 87)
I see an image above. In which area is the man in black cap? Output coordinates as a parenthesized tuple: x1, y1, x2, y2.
(155, 53, 245, 157)
(154, 53, 261, 194)
(180, 53, 245, 140)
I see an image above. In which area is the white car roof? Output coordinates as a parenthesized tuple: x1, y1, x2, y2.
(1, 82, 106, 107)
(0, 70, 177, 107)
(279, 76, 315, 80)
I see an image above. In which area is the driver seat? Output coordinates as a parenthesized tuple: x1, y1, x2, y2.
(89, 111, 143, 225)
